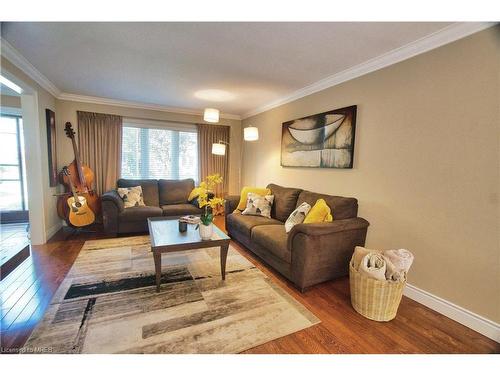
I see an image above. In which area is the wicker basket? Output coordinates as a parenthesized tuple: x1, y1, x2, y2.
(349, 261, 406, 321)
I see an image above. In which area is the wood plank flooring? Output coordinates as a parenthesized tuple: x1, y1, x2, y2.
(0, 223, 30, 280)
(1, 217, 498, 353)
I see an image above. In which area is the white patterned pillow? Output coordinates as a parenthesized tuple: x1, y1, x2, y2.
(117, 186, 146, 208)
(285, 202, 312, 233)
(241, 192, 274, 218)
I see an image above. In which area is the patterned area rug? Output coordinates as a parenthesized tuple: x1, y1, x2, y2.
(24, 236, 319, 353)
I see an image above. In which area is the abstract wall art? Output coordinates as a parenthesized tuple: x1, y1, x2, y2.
(281, 105, 357, 168)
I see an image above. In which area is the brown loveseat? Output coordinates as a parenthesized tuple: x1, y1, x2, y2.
(225, 183, 369, 291)
(102, 178, 203, 236)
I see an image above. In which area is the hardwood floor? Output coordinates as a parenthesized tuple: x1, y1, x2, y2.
(1, 217, 498, 354)
(0, 223, 30, 280)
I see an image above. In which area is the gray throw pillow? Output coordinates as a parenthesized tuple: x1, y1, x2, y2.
(117, 186, 146, 208)
(285, 202, 312, 233)
(241, 192, 274, 218)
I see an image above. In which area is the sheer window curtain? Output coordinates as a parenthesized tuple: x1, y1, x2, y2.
(77, 111, 123, 195)
(197, 124, 230, 196)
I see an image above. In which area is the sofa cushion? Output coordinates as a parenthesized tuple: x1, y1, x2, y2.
(118, 206, 163, 222)
(251, 225, 290, 263)
(226, 212, 282, 237)
(161, 204, 203, 217)
(296, 190, 358, 220)
(117, 179, 159, 207)
(159, 179, 195, 205)
(267, 184, 303, 222)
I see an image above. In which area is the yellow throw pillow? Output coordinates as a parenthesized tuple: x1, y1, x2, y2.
(188, 187, 205, 201)
(303, 199, 333, 224)
(236, 186, 272, 211)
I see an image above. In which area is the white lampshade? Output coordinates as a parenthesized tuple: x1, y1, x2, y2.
(244, 126, 259, 141)
(212, 143, 226, 155)
(203, 108, 220, 123)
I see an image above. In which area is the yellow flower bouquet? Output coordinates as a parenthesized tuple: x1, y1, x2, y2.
(196, 174, 225, 226)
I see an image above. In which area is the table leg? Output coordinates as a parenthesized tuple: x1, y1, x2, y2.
(153, 250, 161, 292)
(220, 243, 229, 280)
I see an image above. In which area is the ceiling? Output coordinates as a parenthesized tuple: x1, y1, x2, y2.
(1, 22, 454, 116)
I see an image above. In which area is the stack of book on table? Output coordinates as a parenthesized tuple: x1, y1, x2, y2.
(179, 215, 201, 224)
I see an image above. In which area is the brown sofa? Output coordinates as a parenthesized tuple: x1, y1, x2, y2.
(102, 178, 203, 236)
(225, 183, 369, 291)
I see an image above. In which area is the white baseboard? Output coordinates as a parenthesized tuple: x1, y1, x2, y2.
(404, 283, 500, 343)
(45, 223, 62, 241)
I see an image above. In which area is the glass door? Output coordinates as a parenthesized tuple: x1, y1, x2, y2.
(0, 114, 28, 223)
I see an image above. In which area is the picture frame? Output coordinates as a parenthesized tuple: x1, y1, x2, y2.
(45, 109, 58, 187)
(281, 105, 357, 168)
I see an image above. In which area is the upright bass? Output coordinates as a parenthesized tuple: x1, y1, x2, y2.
(57, 122, 100, 223)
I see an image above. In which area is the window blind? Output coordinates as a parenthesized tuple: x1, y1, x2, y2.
(121, 120, 198, 182)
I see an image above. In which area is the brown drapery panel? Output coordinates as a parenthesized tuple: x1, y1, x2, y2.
(197, 124, 230, 196)
(77, 111, 122, 195)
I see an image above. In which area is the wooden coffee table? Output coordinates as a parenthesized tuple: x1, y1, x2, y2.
(147, 217, 231, 292)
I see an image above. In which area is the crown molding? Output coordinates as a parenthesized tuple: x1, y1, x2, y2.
(57, 93, 242, 120)
(242, 22, 496, 119)
(1, 38, 62, 98)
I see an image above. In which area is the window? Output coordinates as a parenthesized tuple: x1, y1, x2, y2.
(0, 114, 28, 212)
(121, 120, 198, 182)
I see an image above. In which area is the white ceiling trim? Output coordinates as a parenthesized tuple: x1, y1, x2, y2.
(58, 93, 242, 120)
(241, 22, 495, 119)
(1, 38, 62, 97)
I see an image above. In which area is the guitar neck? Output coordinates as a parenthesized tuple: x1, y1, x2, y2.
(71, 136, 87, 188)
(68, 175, 79, 202)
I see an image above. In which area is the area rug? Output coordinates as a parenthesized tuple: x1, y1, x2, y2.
(23, 236, 319, 353)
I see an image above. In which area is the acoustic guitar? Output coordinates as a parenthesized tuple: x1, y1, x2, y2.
(62, 166, 95, 227)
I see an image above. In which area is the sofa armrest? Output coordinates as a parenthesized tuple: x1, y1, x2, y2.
(101, 190, 124, 236)
(288, 217, 369, 245)
(224, 195, 240, 219)
(288, 217, 370, 290)
(101, 190, 124, 212)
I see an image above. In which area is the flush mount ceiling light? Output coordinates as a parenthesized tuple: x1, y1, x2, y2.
(203, 108, 220, 123)
(0, 74, 23, 94)
(195, 89, 235, 102)
(244, 126, 259, 141)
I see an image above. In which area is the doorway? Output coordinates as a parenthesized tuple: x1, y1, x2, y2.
(1, 68, 46, 279)
(0, 113, 29, 223)
(1, 91, 30, 279)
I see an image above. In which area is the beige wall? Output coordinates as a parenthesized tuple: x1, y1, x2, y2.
(242, 28, 500, 322)
(1, 56, 60, 238)
(55, 100, 242, 194)
(1, 94, 21, 108)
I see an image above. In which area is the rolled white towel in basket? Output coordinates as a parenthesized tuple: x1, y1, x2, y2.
(352, 246, 381, 270)
(384, 249, 414, 273)
(384, 257, 404, 281)
(359, 253, 387, 281)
